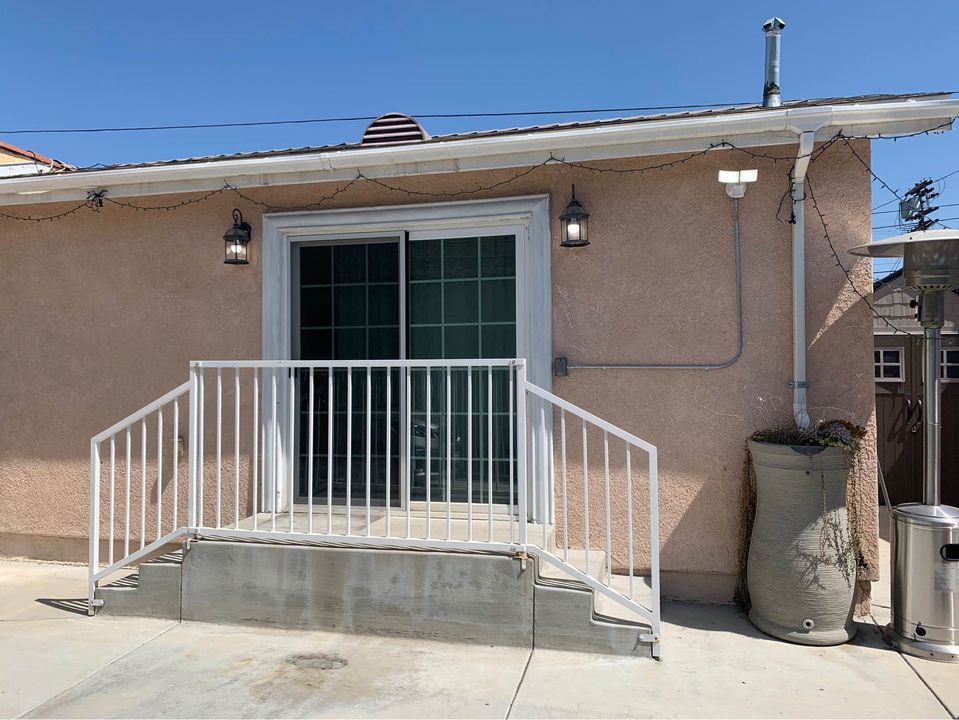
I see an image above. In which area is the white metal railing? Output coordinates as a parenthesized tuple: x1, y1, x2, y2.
(88, 358, 659, 652)
(88, 381, 191, 611)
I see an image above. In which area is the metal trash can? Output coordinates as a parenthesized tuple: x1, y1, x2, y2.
(884, 503, 959, 662)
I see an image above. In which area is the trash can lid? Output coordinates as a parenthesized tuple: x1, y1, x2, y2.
(892, 503, 959, 528)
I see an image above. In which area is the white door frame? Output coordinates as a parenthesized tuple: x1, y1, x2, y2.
(261, 194, 553, 520)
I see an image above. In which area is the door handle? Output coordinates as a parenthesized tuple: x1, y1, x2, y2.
(911, 399, 923, 433)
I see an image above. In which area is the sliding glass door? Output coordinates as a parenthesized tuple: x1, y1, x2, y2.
(293, 230, 517, 508)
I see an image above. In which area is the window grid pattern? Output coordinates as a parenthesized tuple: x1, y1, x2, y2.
(942, 348, 959, 381)
(874, 348, 904, 382)
(407, 235, 517, 504)
(297, 242, 401, 504)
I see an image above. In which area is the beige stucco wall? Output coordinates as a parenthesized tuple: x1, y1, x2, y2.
(0, 140, 878, 602)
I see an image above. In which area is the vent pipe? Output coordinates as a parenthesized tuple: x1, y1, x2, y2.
(762, 17, 786, 108)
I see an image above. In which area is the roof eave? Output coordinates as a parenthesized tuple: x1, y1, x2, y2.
(1, 95, 956, 206)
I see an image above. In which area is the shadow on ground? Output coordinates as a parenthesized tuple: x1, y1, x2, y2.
(33, 598, 89, 616)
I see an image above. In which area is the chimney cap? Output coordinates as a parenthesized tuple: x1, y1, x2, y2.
(762, 17, 786, 34)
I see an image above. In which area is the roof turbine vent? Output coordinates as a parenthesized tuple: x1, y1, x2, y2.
(360, 113, 431, 146)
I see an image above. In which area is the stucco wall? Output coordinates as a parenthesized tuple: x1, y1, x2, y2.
(0, 140, 877, 602)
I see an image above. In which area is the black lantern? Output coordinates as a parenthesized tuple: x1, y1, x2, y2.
(559, 185, 589, 247)
(223, 208, 252, 265)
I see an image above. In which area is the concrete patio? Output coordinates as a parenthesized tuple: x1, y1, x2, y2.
(1, 517, 956, 719)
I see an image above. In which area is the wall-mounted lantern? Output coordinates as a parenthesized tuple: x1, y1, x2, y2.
(223, 208, 252, 265)
(559, 185, 589, 247)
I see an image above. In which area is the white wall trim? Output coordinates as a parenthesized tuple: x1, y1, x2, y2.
(261, 194, 552, 518)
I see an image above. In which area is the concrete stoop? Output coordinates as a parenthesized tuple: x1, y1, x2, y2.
(95, 552, 182, 620)
(94, 541, 653, 657)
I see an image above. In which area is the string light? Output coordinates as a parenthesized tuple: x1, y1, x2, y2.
(806, 172, 918, 336)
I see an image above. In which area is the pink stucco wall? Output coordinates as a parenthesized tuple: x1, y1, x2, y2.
(0, 140, 877, 602)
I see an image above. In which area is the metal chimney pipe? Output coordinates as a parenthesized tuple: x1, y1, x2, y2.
(762, 17, 786, 108)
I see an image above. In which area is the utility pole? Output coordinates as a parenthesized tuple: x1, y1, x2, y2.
(900, 179, 940, 231)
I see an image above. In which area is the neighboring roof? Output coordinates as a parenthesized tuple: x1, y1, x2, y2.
(23, 92, 954, 177)
(874, 268, 903, 291)
(0, 140, 71, 171)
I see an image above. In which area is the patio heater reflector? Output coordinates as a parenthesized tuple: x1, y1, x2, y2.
(850, 229, 959, 663)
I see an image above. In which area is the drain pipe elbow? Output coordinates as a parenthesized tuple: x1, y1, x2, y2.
(790, 130, 817, 430)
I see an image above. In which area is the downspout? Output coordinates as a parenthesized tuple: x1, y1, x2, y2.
(789, 130, 816, 430)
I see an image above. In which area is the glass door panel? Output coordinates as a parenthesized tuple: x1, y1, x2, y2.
(294, 240, 401, 506)
(407, 234, 517, 505)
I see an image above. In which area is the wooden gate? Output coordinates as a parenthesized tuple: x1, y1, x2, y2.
(875, 333, 959, 506)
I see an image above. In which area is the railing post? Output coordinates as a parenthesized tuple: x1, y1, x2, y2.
(515, 360, 528, 547)
(188, 364, 199, 530)
(88, 439, 100, 615)
(649, 446, 661, 656)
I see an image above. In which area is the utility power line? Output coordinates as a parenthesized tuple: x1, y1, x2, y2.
(0, 102, 749, 135)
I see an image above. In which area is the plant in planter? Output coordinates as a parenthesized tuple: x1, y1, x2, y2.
(745, 420, 866, 646)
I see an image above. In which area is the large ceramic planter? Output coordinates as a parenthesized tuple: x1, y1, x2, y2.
(746, 439, 857, 645)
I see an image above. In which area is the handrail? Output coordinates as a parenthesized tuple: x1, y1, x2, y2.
(91, 381, 191, 444)
(89, 379, 192, 614)
(521, 380, 657, 455)
(192, 359, 523, 369)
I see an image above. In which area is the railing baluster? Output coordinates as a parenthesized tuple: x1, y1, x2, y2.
(405, 366, 411, 540)
(425, 367, 431, 540)
(488, 365, 494, 543)
(157, 409, 163, 542)
(173, 398, 179, 531)
(216, 369, 222, 529)
(140, 418, 147, 549)
(89, 441, 101, 609)
(346, 368, 353, 536)
(124, 428, 131, 558)
(467, 365, 472, 542)
(234, 369, 240, 530)
(649, 448, 661, 644)
(327, 369, 333, 535)
(508, 365, 514, 545)
(288, 369, 295, 533)
(541, 403, 547, 549)
(307, 368, 314, 534)
(446, 366, 452, 541)
(108, 436, 115, 566)
(198, 370, 205, 528)
(365, 366, 372, 537)
(603, 430, 612, 587)
(530, 411, 536, 544)
(560, 409, 568, 563)
(189, 368, 198, 530)
(385, 367, 392, 538)
(582, 419, 589, 577)
(626, 443, 634, 600)
(271, 369, 278, 532)
(515, 362, 527, 547)
(252, 369, 259, 532)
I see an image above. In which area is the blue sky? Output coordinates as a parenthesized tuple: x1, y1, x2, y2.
(5, 1, 957, 275)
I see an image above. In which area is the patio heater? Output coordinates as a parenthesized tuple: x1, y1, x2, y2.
(851, 230, 959, 662)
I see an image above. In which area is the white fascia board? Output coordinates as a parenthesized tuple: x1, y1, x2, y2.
(0, 96, 956, 206)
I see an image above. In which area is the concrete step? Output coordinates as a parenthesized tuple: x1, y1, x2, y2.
(529, 554, 653, 657)
(533, 581, 652, 657)
(95, 552, 181, 620)
(93, 541, 653, 658)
